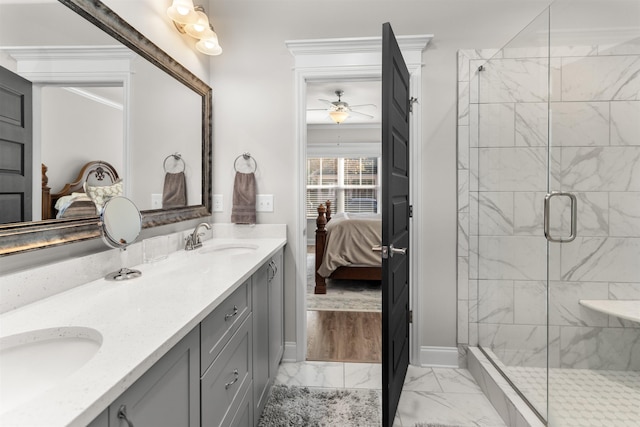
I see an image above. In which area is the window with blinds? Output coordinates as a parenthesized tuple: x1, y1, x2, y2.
(307, 157, 380, 217)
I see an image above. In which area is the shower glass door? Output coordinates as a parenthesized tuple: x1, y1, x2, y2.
(474, 8, 552, 421)
(474, 0, 640, 425)
(546, 1, 640, 425)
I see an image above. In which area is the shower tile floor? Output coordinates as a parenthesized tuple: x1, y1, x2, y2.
(507, 366, 640, 427)
(275, 361, 506, 426)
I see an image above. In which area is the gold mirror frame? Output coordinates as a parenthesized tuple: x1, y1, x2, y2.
(0, 0, 212, 256)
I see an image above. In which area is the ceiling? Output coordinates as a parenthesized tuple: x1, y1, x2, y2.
(306, 80, 381, 126)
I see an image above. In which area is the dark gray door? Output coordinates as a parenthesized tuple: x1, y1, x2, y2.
(381, 22, 411, 426)
(0, 65, 32, 224)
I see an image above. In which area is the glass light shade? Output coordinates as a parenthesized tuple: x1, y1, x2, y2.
(329, 110, 349, 124)
(195, 28, 222, 55)
(196, 38, 223, 56)
(167, 0, 198, 25)
(184, 10, 209, 39)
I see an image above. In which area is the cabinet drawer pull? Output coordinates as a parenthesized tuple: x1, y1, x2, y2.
(225, 369, 239, 389)
(224, 305, 238, 321)
(117, 405, 135, 427)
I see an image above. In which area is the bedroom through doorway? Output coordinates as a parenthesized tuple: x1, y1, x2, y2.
(304, 80, 382, 364)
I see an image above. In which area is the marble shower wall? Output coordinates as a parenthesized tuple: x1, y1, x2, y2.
(457, 44, 640, 370)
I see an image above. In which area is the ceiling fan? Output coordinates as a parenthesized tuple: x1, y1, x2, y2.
(310, 90, 376, 124)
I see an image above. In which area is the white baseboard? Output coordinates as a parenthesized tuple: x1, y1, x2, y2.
(419, 346, 459, 368)
(281, 343, 458, 367)
(282, 341, 298, 362)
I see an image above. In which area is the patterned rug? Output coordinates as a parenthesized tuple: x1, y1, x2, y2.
(306, 254, 381, 312)
(258, 385, 381, 427)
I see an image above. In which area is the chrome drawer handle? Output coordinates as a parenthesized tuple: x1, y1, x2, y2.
(117, 405, 135, 427)
(225, 369, 239, 389)
(224, 305, 238, 321)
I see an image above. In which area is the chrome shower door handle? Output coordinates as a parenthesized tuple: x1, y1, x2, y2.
(544, 191, 577, 243)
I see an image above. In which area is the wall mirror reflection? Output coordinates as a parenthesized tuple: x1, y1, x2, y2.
(0, 0, 212, 255)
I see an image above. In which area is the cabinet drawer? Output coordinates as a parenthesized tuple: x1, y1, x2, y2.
(227, 377, 253, 427)
(201, 314, 252, 427)
(201, 280, 251, 374)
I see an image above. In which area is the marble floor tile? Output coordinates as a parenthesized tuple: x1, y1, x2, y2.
(402, 365, 442, 392)
(344, 362, 382, 389)
(275, 361, 344, 388)
(276, 362, 506, 426)
(395, 390, 506, 427)
(433, 367, 484, 394)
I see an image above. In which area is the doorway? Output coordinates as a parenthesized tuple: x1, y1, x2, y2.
(304, 80, 383, 363)
(287, 35, 431, 364)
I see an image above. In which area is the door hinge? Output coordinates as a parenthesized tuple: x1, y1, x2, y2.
(409, 310, 413, 324)
(409, 97, 418, 112)
(409, 205, 413, 218)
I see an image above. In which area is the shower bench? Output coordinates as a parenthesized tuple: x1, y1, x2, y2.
(579, 300, 640, 324)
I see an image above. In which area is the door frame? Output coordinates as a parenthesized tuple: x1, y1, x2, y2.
(286, 35, 432, 362)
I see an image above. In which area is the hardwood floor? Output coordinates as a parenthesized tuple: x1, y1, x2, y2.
(306, 310, 382, 363)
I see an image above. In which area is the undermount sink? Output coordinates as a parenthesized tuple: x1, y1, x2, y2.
(0, 327, 102, 414)
(199, 243, 259, 255)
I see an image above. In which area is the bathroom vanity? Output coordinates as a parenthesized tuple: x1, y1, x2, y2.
(0, 232, 286, 427)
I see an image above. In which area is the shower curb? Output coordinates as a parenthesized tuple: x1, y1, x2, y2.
(468, 347, 546, 427)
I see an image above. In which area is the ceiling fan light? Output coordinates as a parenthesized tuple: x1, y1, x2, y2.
(329, 110, 349, 124)
(167, 0, 198, 25)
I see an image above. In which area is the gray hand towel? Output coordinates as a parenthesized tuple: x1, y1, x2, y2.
(162, 171, 187, 208)
(231, 172, 256, 224)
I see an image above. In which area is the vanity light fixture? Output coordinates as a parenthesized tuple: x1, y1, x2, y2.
(167, 1, 223, 56)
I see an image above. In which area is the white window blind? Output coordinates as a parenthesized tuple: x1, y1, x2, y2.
(306, 157, 380, 217)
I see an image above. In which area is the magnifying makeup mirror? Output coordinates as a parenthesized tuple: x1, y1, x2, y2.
(100, 196, 142, 281)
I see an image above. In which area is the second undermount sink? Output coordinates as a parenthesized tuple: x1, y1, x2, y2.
(199, 242, 259, 255)
(0, 327, 102, 414)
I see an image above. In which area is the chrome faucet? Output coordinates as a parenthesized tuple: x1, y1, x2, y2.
(185, 222, 211, 250)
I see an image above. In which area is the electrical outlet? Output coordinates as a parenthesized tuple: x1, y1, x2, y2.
(256, 194, 274, 212)
(151, 193, 162, 209)
(213, 194, 223, 212)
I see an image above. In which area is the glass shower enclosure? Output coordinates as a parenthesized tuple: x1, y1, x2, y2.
(462, 0, 640, 424)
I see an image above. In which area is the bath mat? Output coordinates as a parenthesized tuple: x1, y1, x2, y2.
(258, 384, 381, 426)
(306, 253, 381, 312)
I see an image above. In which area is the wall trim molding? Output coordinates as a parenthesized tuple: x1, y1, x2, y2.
(420, 346, 460, 368)
(282, 341, 298, 362)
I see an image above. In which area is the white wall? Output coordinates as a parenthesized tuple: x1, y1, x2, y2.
(207, 0, 552, 351)
(41, 87, 123, 194)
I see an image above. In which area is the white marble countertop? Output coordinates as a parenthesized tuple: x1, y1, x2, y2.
(0, 235, 286, 427)
(579, 300, 640, 324)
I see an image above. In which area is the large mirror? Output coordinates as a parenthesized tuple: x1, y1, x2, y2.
(0, 0, 212, 255)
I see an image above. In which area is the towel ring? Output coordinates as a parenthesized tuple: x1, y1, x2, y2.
(163, 153, 186, 173)
(233, 152, 257, 173)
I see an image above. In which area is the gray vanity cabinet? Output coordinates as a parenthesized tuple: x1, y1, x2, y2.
(87, 409, 108, 427)
(268, 251, 284, 378)
(108, 327, 200, 427)
(201, 279, 253, 427)
(201, 315, 253, 427)
(252, 262, 270, 421)
(86, 249, 284, 427)
(252, 251, 285, 426)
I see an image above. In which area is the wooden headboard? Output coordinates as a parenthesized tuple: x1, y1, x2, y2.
(42, 161, 120, 220)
